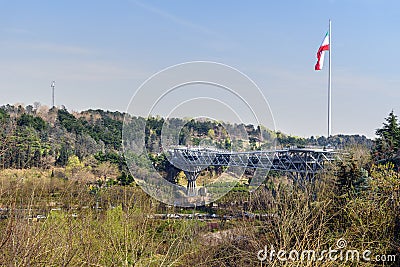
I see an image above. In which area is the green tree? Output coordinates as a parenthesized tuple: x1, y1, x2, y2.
(66, 155, 85, 178)
(117, 171, 134, 186)
(335, 158, 365, 197)
(207, 129, 215, 139)
(373, 111, 400, 165)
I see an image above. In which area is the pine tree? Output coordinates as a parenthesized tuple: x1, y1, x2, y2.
(373, 111, 400, 165)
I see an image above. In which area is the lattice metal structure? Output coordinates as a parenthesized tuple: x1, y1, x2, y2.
(168, 147, 340, 192)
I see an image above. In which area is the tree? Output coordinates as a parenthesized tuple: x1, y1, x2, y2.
(117, 171, 134, 186)
(33, 101, 41, 111)
(96, 162, 119, 181)
(335, 158, 364, 197)
(373, 111, 400, 165)
(0, 111, 15, 168)
(55, 144, 70, 167)
(207, 129, 215, 139)
(66, 155, 84, 178)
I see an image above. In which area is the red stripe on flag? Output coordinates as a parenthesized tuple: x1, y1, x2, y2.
(317, 44, 330, 54)
(315, 44, 330, 71)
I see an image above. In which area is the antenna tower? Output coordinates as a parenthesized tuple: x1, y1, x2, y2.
(51, 81, 55, 107)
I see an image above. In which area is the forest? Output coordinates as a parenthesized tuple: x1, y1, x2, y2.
(0, 103, 372, 176)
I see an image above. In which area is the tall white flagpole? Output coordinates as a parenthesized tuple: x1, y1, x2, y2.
(328, 19, 332, 137)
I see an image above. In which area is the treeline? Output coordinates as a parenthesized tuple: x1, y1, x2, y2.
(0, 103, 373, 174)
(0, 105, 122, 170)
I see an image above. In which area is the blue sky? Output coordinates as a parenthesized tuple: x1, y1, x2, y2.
(1, 0, 399, 138)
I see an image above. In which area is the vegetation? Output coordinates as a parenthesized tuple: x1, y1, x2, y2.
(0, 104, 399, 266)
(373, 110, 400, 166)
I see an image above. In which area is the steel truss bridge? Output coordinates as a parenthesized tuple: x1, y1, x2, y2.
(168, 147, 340, 194)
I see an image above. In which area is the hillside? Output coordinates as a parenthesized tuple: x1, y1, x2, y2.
(0, 103, 372, 174)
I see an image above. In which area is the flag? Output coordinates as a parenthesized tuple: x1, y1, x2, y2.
(315, 31, 330, 70)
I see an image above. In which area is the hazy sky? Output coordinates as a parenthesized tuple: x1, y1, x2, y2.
(1, 0, 399, 138)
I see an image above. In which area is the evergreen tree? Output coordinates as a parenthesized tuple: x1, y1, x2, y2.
(373, 111, 400, 165)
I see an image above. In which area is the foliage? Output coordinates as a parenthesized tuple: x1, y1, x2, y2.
(373, 111, 400, 166)
(117, 171, 134, 186)
(0, 170, 202, 266)
(65, 155, 85, 176)
(369, 162, 400, 195)
(335, 157, 365, 197)
(17, 113, 47, 131)
(0, 153, 399, 266)
(57, 108, 85, 134)
(0, 104, 374, 174)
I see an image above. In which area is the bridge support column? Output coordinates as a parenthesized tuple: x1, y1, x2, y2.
(184, 171, 200, 196)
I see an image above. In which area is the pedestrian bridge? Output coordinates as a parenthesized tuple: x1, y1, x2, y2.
(168, 146, 340, 193)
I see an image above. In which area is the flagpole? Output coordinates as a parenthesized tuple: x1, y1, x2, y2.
(328, 19, 332, 138)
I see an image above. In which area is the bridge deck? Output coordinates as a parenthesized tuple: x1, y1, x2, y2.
(168, 147, 338, 174)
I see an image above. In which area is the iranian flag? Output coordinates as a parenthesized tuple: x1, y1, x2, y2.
(315, 31, 330, 70)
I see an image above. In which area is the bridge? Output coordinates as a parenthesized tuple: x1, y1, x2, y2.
(168, 147, 340, 195)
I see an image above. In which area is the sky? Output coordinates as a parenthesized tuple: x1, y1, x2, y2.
(1, 0, 400, 139)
